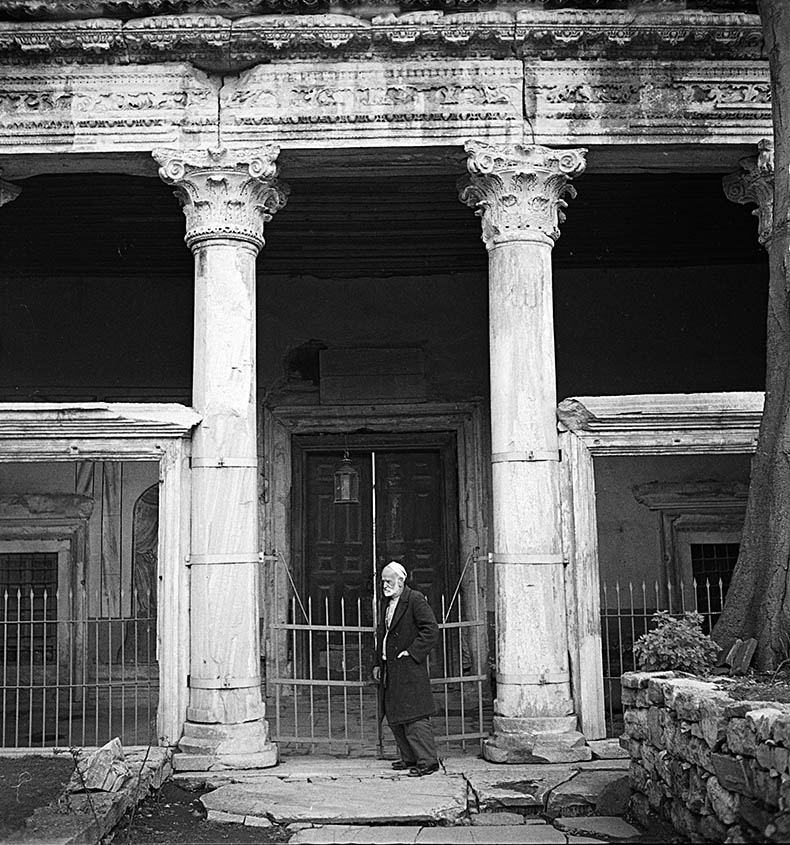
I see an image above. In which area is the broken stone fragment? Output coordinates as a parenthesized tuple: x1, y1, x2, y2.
(66, 737, 132, 793)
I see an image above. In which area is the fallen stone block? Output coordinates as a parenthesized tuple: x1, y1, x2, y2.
(67, 737, 131, 793)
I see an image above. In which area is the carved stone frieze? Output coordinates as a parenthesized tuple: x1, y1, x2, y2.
(0, 10, 765, 66)
(219, 60, 523, 145)
(458, 141, 586, 247)
(0, 64, 218, 154)
(527, 61, 771, 144)
(153, 146, 289, 251)
(722, 138, 775, 246)
(0, 59, 773, 154)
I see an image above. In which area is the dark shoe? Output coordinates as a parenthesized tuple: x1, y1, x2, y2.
(391, 761, 415, 771)
(408, 763, 440, 777)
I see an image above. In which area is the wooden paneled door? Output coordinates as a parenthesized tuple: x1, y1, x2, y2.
(296, 437, 459, 667)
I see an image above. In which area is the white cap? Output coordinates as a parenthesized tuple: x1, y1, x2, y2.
(382, 561, 407, 581)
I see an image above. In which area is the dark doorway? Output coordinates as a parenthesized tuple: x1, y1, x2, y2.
(293, 434, 460, 634)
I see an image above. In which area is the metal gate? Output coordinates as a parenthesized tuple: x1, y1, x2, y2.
(267, 550, 488, 755)
(1, 584, 158, 749)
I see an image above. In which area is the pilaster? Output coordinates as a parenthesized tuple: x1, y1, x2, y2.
(722, 138, 774, 247)
(154, 145, 288, 768)
(460, 140, 591, 763)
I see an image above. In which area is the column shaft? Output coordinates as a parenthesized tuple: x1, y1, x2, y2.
(188, 240, 261, 724)
(488, 239, 571, 719)
(154, 146, 288, 765)
(460, 140, 589, 763)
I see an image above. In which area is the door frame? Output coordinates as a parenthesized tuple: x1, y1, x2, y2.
(261, 402, 490, 696)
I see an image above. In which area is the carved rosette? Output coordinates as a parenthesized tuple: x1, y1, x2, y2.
(152, 146, 289, 252)
(458, 141, 587, 248)
(722, 138, 774, 247)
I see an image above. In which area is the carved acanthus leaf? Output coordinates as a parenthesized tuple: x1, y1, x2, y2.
(458, 141, 586, 247)
(722, 137, 774, 246)
(152, 146, 289, 251)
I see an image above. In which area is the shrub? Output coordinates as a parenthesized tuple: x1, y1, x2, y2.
(633, 611, 720, 675)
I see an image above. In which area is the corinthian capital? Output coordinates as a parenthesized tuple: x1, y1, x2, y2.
(458, 141, 586, 248)
(722, 138, 774, 247)
(152, 146, 289, 252)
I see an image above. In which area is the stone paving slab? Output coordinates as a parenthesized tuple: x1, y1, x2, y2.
(546, 770, 630, 818)
(554, 816, 643, 841)
(201, 774, 468, 825)
(464, 765, 577, 812)
(289, 825, 570, 844)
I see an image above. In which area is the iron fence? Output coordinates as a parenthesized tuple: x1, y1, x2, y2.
(600, 578, 727, 737)
(267, 552, 488, 756)
(1, 587, 158, 749)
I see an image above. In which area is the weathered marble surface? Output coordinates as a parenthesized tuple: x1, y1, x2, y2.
(200, 775, 469, 824)
(0, 56, 771, 157)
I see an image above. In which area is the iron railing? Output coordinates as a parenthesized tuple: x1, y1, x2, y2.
(600, 578, 727, 737)
(1, 587, 158, 748)
(267, 552, 488, 756)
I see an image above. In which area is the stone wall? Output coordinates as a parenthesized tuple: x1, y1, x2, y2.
(621, 671, 790, 842)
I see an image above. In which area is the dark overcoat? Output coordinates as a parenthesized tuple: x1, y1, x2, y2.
(376, 585, 439, 725)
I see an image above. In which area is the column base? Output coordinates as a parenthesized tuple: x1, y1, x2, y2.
(482, 715, 592, 764)
(175, 719, 279, 771)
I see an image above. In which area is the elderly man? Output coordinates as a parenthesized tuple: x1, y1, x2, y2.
(373, 561, 440, 777)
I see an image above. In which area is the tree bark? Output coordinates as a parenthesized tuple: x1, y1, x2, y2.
(714, 0, 790, 668)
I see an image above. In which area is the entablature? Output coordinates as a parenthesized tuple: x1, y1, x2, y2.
(0, 57, 771, 161)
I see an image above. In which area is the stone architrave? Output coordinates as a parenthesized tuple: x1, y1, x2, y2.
(153, 145, 288, 765)
(722, 137, 774, 247)
(459, 140, 590, 763)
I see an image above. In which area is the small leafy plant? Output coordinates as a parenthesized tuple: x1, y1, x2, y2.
(633, 611, 720, 675)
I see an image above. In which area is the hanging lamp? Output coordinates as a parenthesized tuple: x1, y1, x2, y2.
(334, 452, 360, 504)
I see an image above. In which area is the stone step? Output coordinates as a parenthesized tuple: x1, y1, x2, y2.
(200, 774, 469, 826)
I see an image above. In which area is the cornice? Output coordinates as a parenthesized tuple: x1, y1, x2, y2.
(0, 9, 764, 66)
(0, 2, 760, 22)
(557, 392, 763, 455)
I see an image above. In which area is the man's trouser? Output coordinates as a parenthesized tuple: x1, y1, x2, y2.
(388, 716, 438, 769)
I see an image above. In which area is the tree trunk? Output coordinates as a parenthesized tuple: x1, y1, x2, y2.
(713, 0, 790, 668)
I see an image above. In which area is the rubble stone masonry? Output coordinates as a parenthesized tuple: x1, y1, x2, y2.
(620, 671, 790, 842)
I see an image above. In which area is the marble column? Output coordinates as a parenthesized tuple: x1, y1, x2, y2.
(722, 138, 774, 249)
(459, 141, 590, 763)
(154, 146, 288, 766)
